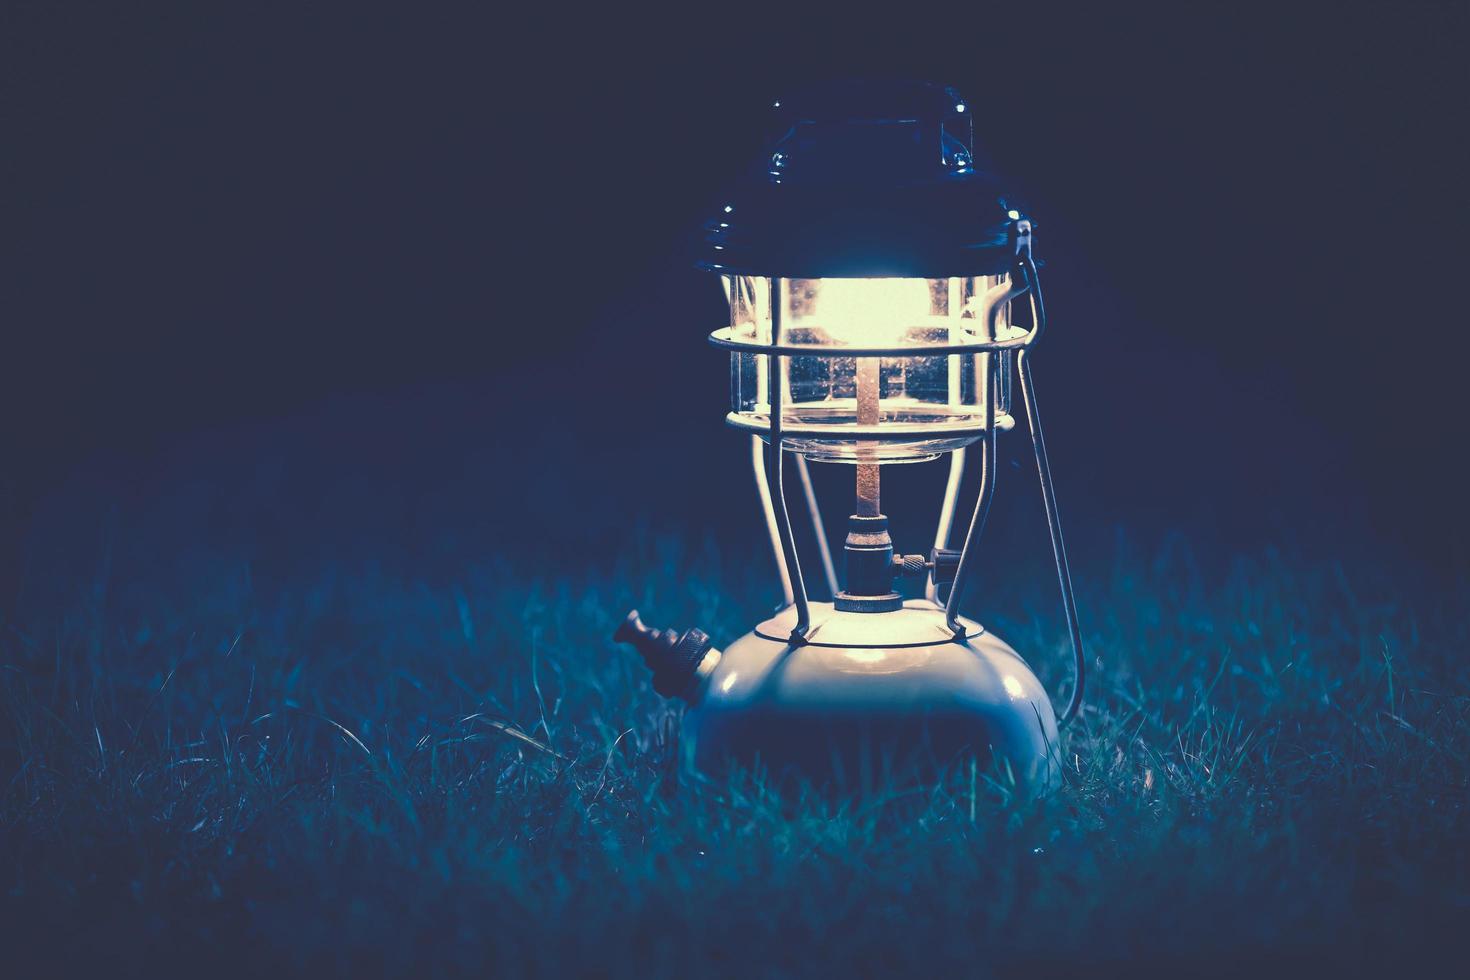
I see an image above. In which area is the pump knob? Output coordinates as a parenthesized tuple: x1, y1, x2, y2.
(929, 547, 964, 587)
(892, 553, 928, 577)
(614, 610, 714, 700)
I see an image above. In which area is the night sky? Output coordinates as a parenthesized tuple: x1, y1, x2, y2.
(5, 2, 1467, 598)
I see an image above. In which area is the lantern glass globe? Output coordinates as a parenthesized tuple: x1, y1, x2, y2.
(723, 273, 1018, 463)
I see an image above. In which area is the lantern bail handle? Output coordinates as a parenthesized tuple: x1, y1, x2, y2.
(1016, 343, 1085, 727)
(944, 246, 1085, 727)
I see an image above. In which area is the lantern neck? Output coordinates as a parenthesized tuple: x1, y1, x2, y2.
(834, 514, 902, 612)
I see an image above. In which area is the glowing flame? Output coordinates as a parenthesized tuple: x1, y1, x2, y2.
(815, 278, 931, 345)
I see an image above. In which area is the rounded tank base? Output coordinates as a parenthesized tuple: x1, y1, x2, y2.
(687, 600, 1061, 793)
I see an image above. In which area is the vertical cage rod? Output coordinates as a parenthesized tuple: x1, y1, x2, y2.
(794, 454, 839, 598)
(750, 433, 795, 605)
(928, 447, 967, 602)
(944, 355, 998, 635)
(763, 277, 810, 642)
(931, 276, 968, 602)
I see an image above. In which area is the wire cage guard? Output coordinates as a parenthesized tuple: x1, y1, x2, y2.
(725, 247, 1086, 726)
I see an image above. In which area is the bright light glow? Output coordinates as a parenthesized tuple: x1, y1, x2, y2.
(1002, 675, 1025, 699)
(815, 277, 931, 345)
(719, 672, 739, 693)
(842, 649, 889, 665)
(955, 103, 966, 113)
(723, 204, 734, 213)
(1007, 209, 1021, 220)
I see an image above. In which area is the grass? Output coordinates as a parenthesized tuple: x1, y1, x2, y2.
(2, 527, 1467, 976)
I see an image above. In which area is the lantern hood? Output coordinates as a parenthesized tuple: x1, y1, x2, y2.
(696, 80, 1031, 279)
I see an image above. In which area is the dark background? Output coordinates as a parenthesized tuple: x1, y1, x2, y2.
(4, 1, 1468, 607)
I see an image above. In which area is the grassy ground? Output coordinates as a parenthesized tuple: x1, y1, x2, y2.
(2, 528, 1466, 976)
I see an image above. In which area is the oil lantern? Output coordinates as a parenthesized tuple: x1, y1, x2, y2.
(615, 81, 1084, 791)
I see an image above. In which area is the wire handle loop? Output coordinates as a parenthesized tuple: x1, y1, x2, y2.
(1016, 254, 1083, 725)
(943, 246, 1084, 725)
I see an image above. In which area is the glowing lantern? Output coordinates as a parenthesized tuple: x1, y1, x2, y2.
(616, 81, 1084, 791)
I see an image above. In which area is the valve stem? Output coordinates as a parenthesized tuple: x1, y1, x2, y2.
(855, 354, 881, 516)
(613, 610, 719, 701)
